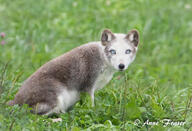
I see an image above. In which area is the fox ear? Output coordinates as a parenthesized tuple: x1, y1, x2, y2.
(125, 29, 139, 47)
(101, 29, 115, 46)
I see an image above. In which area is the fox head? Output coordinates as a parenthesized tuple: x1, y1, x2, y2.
(101, 29, 139, 71)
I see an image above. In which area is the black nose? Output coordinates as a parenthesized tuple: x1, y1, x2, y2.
(118, 64, 125, 70)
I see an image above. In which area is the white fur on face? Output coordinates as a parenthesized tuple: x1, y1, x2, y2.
(107, 34, 137, 71)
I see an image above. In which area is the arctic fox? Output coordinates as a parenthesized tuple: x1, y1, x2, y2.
(8, 29, 140, 115)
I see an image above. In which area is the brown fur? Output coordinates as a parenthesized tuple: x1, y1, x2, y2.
(8, 43, 104, 114)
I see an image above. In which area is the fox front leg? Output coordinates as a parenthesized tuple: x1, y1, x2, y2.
(88, 89, 95, 107)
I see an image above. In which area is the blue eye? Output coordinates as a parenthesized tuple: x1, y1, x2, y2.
(125, 49, 132, 54)
(109, 49, 116, 55)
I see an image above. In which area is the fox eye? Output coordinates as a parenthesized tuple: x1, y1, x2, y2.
(109, 49, 116, 55)
(125, 49, 132, 54)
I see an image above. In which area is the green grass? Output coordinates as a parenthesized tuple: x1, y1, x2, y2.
(0, 0, 192, 130)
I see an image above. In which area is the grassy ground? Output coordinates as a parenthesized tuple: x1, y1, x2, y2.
(0, 0, 192, 130)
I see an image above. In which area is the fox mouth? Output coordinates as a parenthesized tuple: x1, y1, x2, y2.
(119, 69, 124, 72)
